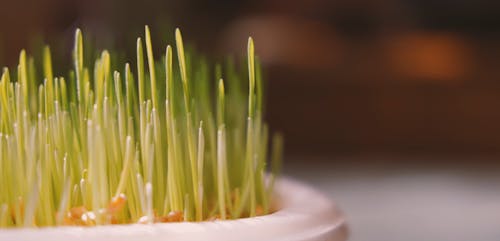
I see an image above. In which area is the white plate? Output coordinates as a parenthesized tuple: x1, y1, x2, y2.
(0, 178, 347, 241)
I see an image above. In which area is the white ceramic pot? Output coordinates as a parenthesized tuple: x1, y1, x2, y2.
(0, 178, 347, 241)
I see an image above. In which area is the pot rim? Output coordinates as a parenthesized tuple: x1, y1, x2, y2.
(0, 178, 347, 241)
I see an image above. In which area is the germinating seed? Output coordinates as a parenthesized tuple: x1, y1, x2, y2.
(0, 26, 283, 227)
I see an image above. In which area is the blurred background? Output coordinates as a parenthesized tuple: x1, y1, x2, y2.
(1, 0, 500, 240)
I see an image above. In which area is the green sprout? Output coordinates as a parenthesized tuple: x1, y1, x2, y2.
(0, 26, 283, 227)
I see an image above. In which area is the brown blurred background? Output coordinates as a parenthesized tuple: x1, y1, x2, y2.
(2, 0, 500, 158)
(2, 1, 500, 240)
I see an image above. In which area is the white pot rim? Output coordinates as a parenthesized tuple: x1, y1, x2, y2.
(0, 178, 347, 241)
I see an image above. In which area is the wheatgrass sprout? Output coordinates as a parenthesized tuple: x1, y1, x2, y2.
(0, 26, 282, 227)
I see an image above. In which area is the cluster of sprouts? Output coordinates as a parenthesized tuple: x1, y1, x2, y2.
(0, 26, 282, 227)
